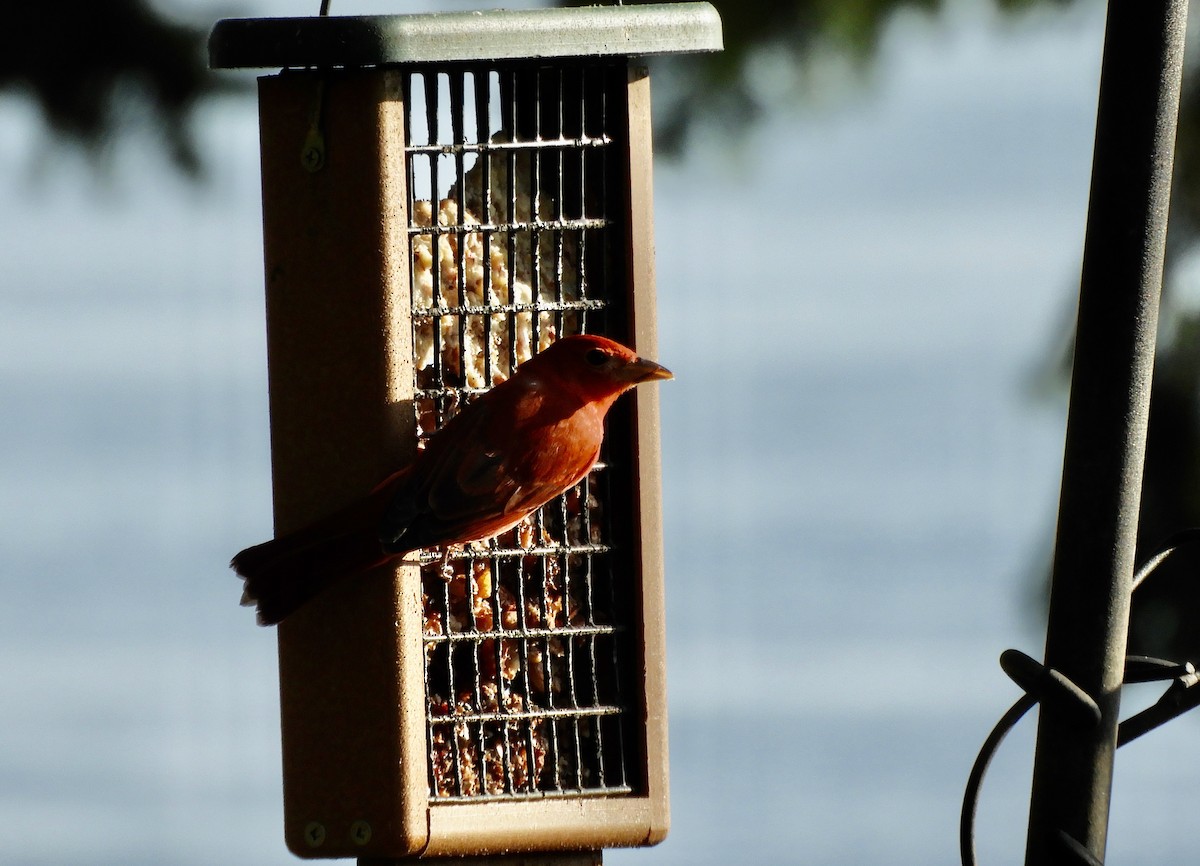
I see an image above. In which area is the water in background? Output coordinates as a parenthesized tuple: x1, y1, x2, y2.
(2, 3, 1196, 863)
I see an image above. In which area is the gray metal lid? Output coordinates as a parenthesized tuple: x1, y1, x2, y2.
(208, 2, 723, 69)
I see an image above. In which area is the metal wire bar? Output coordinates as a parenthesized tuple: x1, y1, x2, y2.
(504, 67, 520, 377)
(450, 69, 470, 411)
(432, 783, 633, 805)
(434, 704, 624, 726)
(1023, 2, 1187, 862)
(596, 480, 622, 789)
(415, 541, 613, 563)
(553, 70, 568, 339)
(427, 624, 620, 644)
(475, 70, 497, 389)
(412, 297, 607, 318)
(510, 533, 543, 791)
(406, 216, 611, 234)
(404, 135, 612, 154)
(530, 67, 545, 354)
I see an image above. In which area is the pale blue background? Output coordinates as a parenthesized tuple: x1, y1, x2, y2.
(3, 1, 1196, 863)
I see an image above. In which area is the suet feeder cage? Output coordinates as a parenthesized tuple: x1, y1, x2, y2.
(209, 3, 721, 861)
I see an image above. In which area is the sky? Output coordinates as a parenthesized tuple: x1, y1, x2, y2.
(3, 1, 1198, 864)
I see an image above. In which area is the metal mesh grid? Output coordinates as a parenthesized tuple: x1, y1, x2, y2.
(403, 61, 639, 801)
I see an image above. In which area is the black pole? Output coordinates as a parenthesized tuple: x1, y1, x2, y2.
(1024, 2, 1187, 864)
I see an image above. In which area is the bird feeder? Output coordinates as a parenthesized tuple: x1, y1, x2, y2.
(208, 4, 721, 861)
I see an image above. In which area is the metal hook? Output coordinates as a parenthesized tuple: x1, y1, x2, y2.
(300, 0, 332, 172)
(999, 649, 1101, 729)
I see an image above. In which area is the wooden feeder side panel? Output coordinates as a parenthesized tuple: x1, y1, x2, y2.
(257, 69, 429, 860)
(623, 63, 670, 848)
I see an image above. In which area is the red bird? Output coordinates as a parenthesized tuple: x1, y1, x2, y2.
(231, 334, 672, 625)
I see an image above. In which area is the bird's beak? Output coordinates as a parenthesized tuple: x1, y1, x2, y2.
(621, 356, 674, 383)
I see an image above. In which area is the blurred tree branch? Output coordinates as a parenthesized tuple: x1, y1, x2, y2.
(564, 0, 1079, 153)
(0, 0, 232, 174)
(3, 0, 1082, 172)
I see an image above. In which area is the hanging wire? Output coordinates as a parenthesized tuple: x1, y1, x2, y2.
(961, 528, 1200, 866)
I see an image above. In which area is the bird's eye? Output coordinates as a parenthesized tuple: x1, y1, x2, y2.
(585, 348, 608, 367)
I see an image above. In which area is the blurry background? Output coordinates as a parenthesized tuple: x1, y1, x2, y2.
(3, 0, 1200, 863)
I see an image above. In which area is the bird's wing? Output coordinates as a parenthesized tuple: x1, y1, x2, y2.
(376, 387, 520, 550)
(379, 386, 594, 552)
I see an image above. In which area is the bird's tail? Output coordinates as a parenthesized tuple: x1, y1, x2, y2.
(231, 490, 401, 625)
(231, 468, 415, 625)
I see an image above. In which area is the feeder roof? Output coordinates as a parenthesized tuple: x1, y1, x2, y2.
(208, 2, 723, 69)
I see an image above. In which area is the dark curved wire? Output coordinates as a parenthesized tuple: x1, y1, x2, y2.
(962, 527, 1200, 866)
(960, 692, 1037, 866)
(1132, 527, 1200, 591)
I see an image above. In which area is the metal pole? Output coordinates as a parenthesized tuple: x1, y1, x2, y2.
(1024, 2, 1187, 864)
